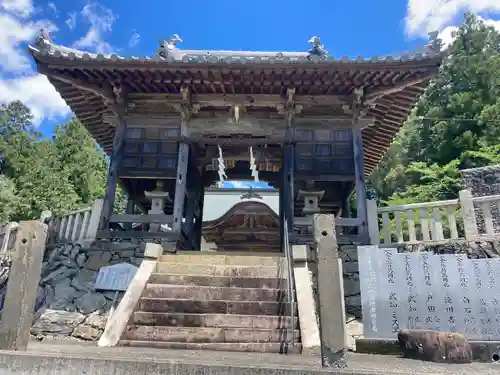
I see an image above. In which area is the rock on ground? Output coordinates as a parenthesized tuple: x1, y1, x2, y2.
(398, 329, 472, 364)
(31, 309, 86, 336)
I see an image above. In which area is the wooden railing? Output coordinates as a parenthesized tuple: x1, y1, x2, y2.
(367, 189, 500, 246)
(46, 200, 103, 244)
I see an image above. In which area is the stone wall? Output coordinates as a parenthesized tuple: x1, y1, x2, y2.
(461, 165, 500, 233)
(29, 242, 144, 342)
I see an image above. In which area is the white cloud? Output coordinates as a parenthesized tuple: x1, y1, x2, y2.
(405, 0, 500, 37)
(437, 25, 459, 48)
(0, 0, 70, 125)
(47, 2, 58, 18)
(0, 75, 69, 124)
(65, 11, 76, 29)
(437, 15, 500, 48)
(128, 31, 140, 48)
(73, 2, 115, 54)
(0, 0, 33, 18)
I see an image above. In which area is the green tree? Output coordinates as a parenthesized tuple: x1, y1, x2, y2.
(370, 12, 500, 204)
(53, 118, 108, 205)
(0, 175, 17, 224)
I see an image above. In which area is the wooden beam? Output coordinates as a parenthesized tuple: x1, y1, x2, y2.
(44, 69, 115, 103)
(129, 93, 351, 108)
(219, 229, 279, 236)
(96, 230, 180, 240)
(109, 214, 174, 224)
(364, 74, 436, 104)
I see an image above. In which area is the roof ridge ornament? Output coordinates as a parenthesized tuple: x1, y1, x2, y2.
(307, 36, 328, 60)
(156, 34, 183, 60)
(240, 187, 263, 200)
(426, 31, 443, 53)
(34, 29, 53, 51)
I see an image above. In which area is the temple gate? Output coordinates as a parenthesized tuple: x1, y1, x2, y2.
(28, 32, 443, 250)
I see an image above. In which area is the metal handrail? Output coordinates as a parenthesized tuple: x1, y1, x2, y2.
(282, 218, 296, 353)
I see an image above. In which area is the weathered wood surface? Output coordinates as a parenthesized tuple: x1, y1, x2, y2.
(37, 59, 441, 175)
(109, 214, 174, 224)
(0, 221, 47, 350)
(96, 230, 179, 240)
(312, 214, 347, 368)
(99, 107, 127, 231)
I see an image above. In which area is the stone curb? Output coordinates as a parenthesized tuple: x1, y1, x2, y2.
(355, 338, 500, 363)
(0, 351, 455, 375)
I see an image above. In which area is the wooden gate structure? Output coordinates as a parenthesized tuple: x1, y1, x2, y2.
(29, 31, 444, 250)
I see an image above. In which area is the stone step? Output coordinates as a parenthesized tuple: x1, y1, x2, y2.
(148, 273, 285, 289)
(155, 263, 287, 278)
(143, 284, 286, 302)
(131, 312, 299, 329)
(137, 298, 297, 316)
(118, 340, 302, 354)
(160, 252, 286, 267)
(122, 326, 301, 343)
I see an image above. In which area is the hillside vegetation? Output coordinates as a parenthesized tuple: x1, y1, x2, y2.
(368, 13, 500, 205)
(0, 102, 125, 224)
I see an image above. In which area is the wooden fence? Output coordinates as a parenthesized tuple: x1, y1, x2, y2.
(4, 187, 500, 250)
(45, 199, 103, 244)
(367, 189, 500, 246)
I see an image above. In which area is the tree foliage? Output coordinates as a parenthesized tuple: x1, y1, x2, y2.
(0, 101, 125, 224)
(369, 13, 500, 205)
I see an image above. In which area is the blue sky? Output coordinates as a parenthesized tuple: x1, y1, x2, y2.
(1, 0, 499, 189)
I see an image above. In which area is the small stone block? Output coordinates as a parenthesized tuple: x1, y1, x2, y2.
(292, 245, 308, 262)
(398, 329, 472, 364)
(143, 243, 163, 259)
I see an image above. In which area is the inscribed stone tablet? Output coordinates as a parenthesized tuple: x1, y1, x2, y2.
(490, 259, 500, 339)
(94, 262, 138, 292)
(358, 246, 380, 338)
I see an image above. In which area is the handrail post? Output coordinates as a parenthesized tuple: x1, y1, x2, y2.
(313, 214, 347, 368)
(459, 189, 479, 240)
(366, 199, 379, 245)
(282, 218, 296, 354)
(86, 199, 104, 241)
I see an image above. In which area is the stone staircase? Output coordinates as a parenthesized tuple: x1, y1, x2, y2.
(119, 252, 301, 353)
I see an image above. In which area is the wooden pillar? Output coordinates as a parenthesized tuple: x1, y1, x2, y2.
(284, 143, 295, 231)
(173, 142, 189, 234)
(172, 85, 192, 241)
(313, 214, 347, 369)
(280, 143, 295, 249)
(279, 177, 285, 249)
(351, 88, 368, 241)
(194, 180, 205, 251)
(0, 221, 47, 350)
(98, 99, 127, 232)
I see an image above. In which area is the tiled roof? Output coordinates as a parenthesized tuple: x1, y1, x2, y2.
(28, 31, 444, 66)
